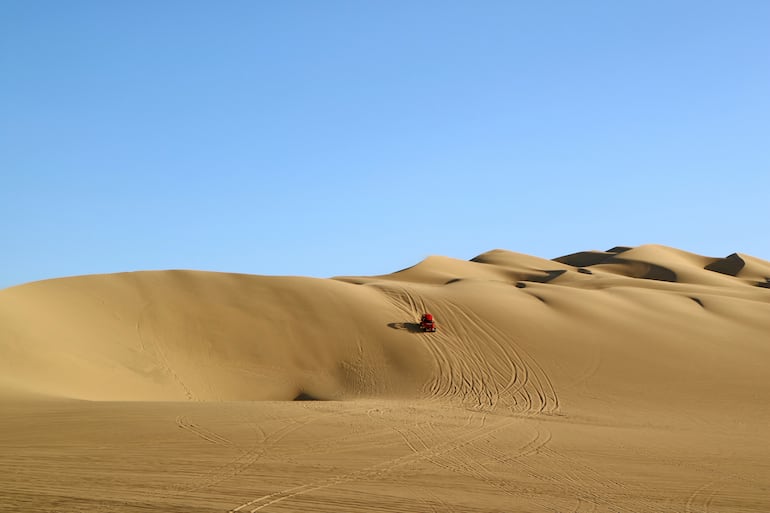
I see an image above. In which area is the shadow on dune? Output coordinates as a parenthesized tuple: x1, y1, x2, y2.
(554, 247, 627, 267)
(294, 392, 322, 401)
(705, 253, 745, 276)
(388, 322, 423, 333)
(524, 269, 567, 283)
(634, 261, 678, 282)
(514, 270, 567, 288)
(555, 251, 678, 282)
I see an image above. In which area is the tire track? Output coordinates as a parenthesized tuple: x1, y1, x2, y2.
(136, 301, 196, 401)
(176, 411, 320, 494)
(291, 402, 463, 513)
(437, 303, 522, 411)
(375, 283, 559, 415)
(448, 301, 560, 414)
(396, 413, 571, 513)
(176, 415, 235, 448)
(685, 474, 733, 513)
(377, 286, 455, 399)
(261, 405, 407, 462)
(377, 286, 606, 509)
(227, 406, 525, 513)
(385, 286, 494, 409)
(509, 433, 657, 513)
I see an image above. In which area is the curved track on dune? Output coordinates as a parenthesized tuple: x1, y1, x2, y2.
(376, 284, 559, 414)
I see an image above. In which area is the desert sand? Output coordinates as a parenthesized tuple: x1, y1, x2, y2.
(1, 244, 769, 512)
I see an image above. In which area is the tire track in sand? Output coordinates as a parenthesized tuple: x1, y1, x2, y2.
(136, 301, 196, 401)
(174, 411, 320, 494)
(450, 301, 560, 414)
(379, 286, 497, 409)
(227, 407, 526, 513)
(378, 286, 456, 400)
(376, 284, 559, 415)
(685, 474, 736, 513)
(176, 415, 235, 448)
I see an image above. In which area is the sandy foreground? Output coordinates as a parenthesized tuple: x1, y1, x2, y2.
(1, 245, 769, 512)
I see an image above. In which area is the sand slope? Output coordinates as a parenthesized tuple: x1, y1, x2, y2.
(1, 245, 769, 512)
(0, 271, 432, 401)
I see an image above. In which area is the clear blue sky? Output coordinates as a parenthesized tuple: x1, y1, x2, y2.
(2, 1, 769, 289)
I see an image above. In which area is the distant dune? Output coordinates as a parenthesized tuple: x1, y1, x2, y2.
(2, 245, 769, 512)
(1, 244, 768, 408)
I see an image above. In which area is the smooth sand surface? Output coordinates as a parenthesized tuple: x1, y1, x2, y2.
(1, 244, 769, 512)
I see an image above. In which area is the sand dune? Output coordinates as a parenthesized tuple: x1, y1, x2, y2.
(1, 245, 769, 512)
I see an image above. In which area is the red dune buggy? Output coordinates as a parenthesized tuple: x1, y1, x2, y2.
(420, 313, 437, 332)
